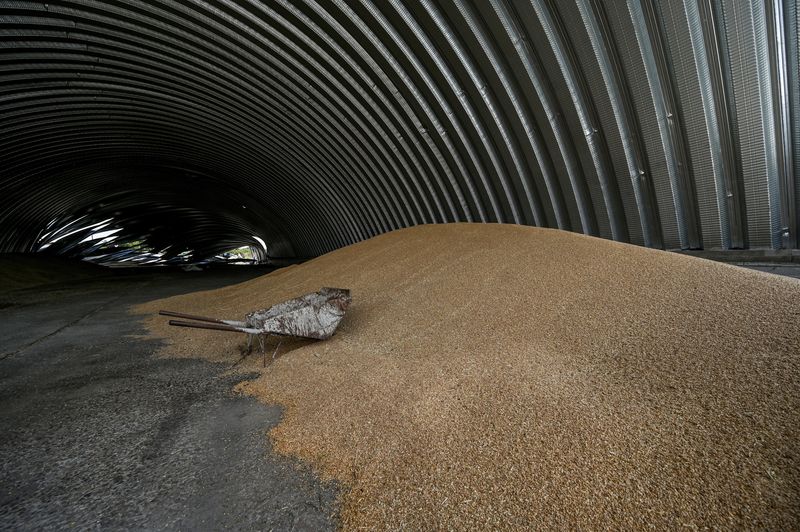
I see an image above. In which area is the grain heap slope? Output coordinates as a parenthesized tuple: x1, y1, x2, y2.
(0, 254, 105, 293)
(137, 224, 800, 530)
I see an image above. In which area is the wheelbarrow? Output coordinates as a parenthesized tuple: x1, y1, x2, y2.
(159, 287, 352, 365)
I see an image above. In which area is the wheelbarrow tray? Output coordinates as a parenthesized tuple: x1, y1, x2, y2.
(246, 287, 351, 340)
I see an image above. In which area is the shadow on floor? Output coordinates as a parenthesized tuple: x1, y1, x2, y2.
(0, 267, 339, 530)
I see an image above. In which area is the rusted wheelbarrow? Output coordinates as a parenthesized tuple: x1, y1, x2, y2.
(159, 287, 352, 365)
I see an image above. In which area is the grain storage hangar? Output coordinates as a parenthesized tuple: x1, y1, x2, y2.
(1, 1, 799, 530)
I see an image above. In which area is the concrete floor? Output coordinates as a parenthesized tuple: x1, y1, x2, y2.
(0, 269, 338, 531)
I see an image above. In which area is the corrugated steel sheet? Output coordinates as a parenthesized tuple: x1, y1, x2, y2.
(0, 0, 797, 260)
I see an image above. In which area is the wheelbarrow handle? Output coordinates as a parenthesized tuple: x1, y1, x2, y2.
(159, 310, 226, 324)
(167, 319, 261, 335)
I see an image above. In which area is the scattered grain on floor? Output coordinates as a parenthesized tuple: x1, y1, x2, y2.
(135, 224, 800, 530)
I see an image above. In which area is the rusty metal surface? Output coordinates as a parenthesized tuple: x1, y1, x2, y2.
(245, 287, 352, 340)
(161, 287, 352, 342)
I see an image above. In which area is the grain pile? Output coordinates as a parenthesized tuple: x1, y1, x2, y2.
(0, 253, 105, 293)
(136, 224, 800, 529)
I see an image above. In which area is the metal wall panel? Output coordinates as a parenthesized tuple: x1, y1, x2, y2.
(660, 0, 723, 249)
(789, 0, 800, 240)
(0, 0, 797, 260)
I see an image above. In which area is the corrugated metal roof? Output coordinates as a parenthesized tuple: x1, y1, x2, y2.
(1, 0, 797, 261)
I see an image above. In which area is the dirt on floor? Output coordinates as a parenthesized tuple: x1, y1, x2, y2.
(135, 223, 800, 530)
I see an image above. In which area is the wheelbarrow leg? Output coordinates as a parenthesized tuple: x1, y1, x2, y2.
(260, 334, 269, 366)
(271, 338, 284, 363)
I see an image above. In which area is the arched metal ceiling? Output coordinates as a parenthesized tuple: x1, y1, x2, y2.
(1, 0, 798, 261)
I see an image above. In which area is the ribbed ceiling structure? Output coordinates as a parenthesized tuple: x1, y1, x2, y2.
(1, 0, 798, 261)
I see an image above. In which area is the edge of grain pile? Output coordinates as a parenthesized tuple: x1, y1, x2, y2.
(135, 224, 800, 529)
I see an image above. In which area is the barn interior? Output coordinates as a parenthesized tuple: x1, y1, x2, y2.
(1, 1, 799, 529)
